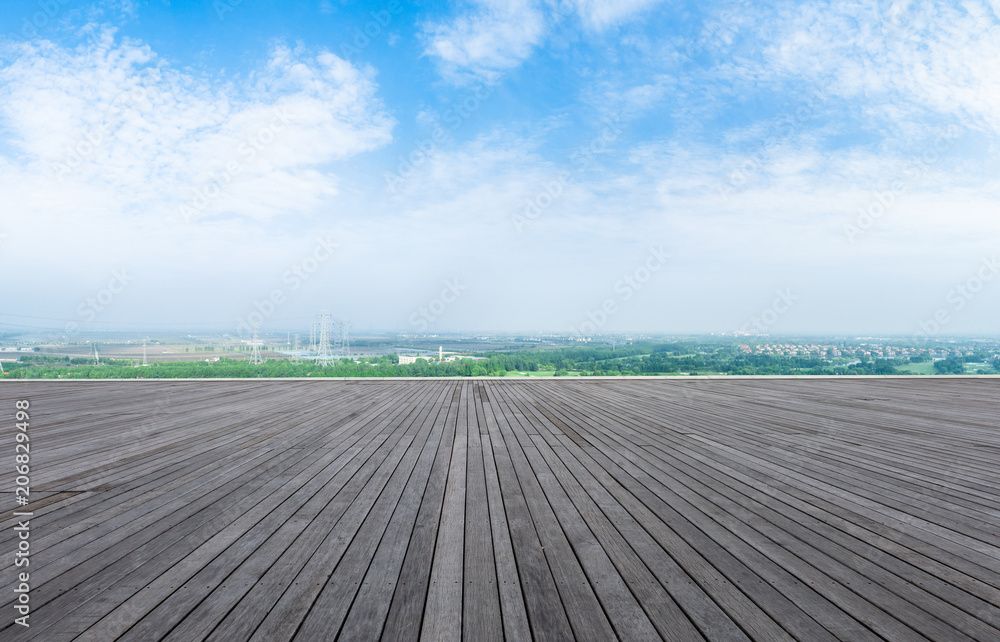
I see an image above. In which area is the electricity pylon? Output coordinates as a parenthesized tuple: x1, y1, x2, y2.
(339, 319, 351, 360)
(317, 312, 332, 366)
(250, 324, 265, 365)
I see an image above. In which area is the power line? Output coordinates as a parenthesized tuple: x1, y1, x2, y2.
(0, 321, 60, 330)
(0, 313, 321, 327)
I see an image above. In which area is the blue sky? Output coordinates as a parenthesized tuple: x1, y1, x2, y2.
(1, 0, 999, 336)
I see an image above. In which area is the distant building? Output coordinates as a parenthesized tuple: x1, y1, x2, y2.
(398, 354, 420, 364)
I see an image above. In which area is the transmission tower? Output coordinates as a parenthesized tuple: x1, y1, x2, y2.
(317, 312, 333, 366)
(339, 319, 351, 360)
(250, 324, 265, 365)
(93, 343, 101, 365)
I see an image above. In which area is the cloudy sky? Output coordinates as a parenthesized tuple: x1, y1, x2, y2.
(1, 0, 999, 337)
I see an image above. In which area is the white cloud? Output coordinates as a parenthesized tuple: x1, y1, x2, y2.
(5, 4, 1000, 333)
(758, 1, 1000, 136)
(421, 0, 680, 83)
(569, 0, 666, 31)
(0, 30, 394, 228)
(422, 0, 546, 82)
(0, 28, 399, 329)
(105, 0, 140, 18)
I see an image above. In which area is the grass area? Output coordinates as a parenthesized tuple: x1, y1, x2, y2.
(502, 371, 715, 377)
(897, 361, 937, 375)
(505, 371, 583, 377)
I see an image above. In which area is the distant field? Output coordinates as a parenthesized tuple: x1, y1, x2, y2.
(504, 371, 715, 377)
(505, 371, 583, 377)
(38, 343, 249, 363)
(897, 361, 936, 375)
(898, 361, 996, 375)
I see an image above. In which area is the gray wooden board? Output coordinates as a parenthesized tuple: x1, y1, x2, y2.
(378, 384, 461, 641)
(461, 382, 503, 641)
(145, 383, 445, 641)
(0, 378, 998, 640)
(488, 383, 620, 640)
(4, 384, 415, 639)
(287, 383, 445, 640)
(333, 384, 451, 641)
(419, 382, 469, 642)
(480, 382, 574, 641)
(475, 383, 532, 642)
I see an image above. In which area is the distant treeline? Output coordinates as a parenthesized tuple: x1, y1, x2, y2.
(4, 341, 995, 378)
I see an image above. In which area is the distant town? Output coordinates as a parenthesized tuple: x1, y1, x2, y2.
(1, 330, 998, 378)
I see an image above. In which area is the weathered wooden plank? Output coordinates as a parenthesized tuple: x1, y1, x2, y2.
(235, 384, 444, 642)
(201, 385, 436, 642)
(476, 382, 532, 642)
(72, 383, 435, 641)
(489, 383, 619, 641)
(419, 382, 468, 641)
(158, 383, 447, 641)
(481, 381, 573, 641)
(2, 378, 999, 642)
(531, 384, 868, 641)
(378, 384, 461, 641)
(503, 383, 686, 641)
(461, 382, 503, 641)
(335, 384, 451, 640)
(285, 383, 445, 640)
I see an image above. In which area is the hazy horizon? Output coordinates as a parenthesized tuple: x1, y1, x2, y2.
(2, 1, 999, 337)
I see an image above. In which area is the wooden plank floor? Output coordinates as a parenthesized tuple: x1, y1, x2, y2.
(1, 378, 999, 640)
